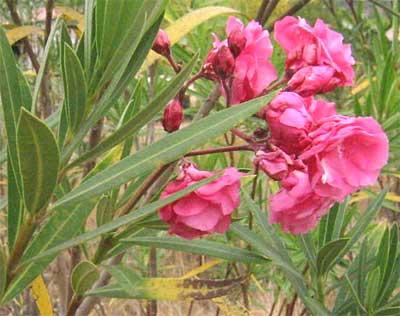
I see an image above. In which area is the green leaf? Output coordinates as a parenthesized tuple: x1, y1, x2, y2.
(62, 43, 87, 132)
(331, 190, 386, 268)
(55, 93, 275, 209)
(68, 53, 198, 168)
(365, 267, 381, 312)
(96, 195, 113, 227)
(316, 238, 349, 276)
(17, 108, 59, 214)
(58, 21, 73, 149)
(32, 18, 61, 112)
(377, 224, 400, 306)
(60, 12, 163, 164)
(71, 261, 100, 295)
(0, 246, 6, 299)
(105, 265, 141, 294)
(18, 175, 219, 266)
(1, 201, 95, 303)
(6, 156, 23, 251)
(0, 26, 27, 193)
(124, 236, 265, 264)
(375, 306, 400, 316)
(298, 234, 317, 273)
(84, 0, 95, 76)
(344, 274, 367, 314)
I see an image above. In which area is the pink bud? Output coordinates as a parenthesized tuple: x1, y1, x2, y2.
(212, 46, 235, 79)
(152, 29, 171, 56)
(228, 29, 246, 57)
(162, 99, 183, 133)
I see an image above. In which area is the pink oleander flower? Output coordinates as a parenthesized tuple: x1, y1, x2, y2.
(254, 148, 305, 181)
(265, 92, 336, 155)
(301, 115, 389, 201)
(212, 46, 235, 79)
(159, 163, 243, 239)
(162, 99, 183, 133)
(269, 169, 334, 234)
(152, 29, 171, 56)
(274, 16, 355, 95)
(210, 16, 277, 104)
(287, 65, 342, 97)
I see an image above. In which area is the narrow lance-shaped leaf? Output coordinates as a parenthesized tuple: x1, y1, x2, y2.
(68, 53, 198, 168)
(71, 261, 99, 295)
(124, 236, 265, 264)
(63, 43, 87, 132)
(17, 175, 219, 267)
(55, 93, 276, 210)
(316, 238, 349, 276)
(17, 108, 59, 214)
(0, 26, 26, 192)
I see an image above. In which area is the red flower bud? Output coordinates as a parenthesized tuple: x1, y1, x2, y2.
(162, 99, 183, 133)
(211, 46, 235, 79)
(228, 30, 246, 57)
(152, 29, 171, 56)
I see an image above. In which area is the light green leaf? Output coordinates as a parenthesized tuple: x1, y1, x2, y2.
(68, 53, 198, 168)
(62, 43, 87, 132)
(71, 261, 100, 295)
(55, 93, 275, 209)
(316, 238, 349, 276)
(1, 201, 95, 304)
(365, 268, 381, 312)
(18, 175, 218, 266)
(124, 236, 265, 264)
(17, 108, 59, 213)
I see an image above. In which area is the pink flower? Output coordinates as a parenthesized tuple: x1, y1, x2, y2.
(301, 115, 389, 201)
(287, 65, 342, 97)
(265, 92, 336, 155)
(212, 46, 235, 79)
(274, 16, 355, 95)
(254, 148, 305, 181)
(159, 164, 243, 239)
(152, 29, 171, 56)
(269, 170, 334, 234)
(210, 16, 277, 104)
(162, 99, 183, 133)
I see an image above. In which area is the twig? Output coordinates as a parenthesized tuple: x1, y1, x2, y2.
(44, 0, 55, 43)
(185, 145, 252, 157)
(368, 0, 400, 18)
(256, 0, 270, 23)
(261, 0, 280, 26)
(147, 247, 158, 316)
(267, 0, 312, 32)
(5, 0, 40, 73)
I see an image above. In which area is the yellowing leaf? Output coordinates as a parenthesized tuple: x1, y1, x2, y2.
(55, 6, 84, 36)
(139, 277, 242, 300)
(385, 192, 400, 203)
(30, 276, 53, 316)
(6, 26, 43, 45)
(351, 79, 370, 95)
(144, 6, 238, 68)
(212, 296, 249, 316)
(181, 259, 222, 279)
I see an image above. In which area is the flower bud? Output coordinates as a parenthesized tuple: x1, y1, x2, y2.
(152, 29, 171, 56)
(228, 30, 246, 57)
(162, 99, 183, 133)
(211, 46, 235, 79)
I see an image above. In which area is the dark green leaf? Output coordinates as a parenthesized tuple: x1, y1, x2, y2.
(124, 236, 265, 264)
(55, 93, 275, 209)
(17, 108, 59, 213)
(71, 261, 100, 295)
(316, 238, 349, 276)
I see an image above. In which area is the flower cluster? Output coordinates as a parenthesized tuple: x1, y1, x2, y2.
(154, 16, 389, 238)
